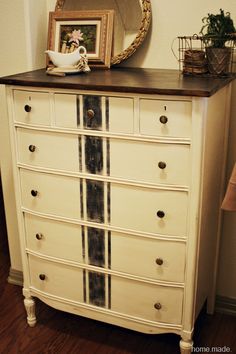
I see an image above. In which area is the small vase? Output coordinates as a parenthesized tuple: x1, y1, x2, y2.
(206, 47, 232, 75)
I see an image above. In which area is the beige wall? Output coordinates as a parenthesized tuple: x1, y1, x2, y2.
(0, 0, 29, 272)
(0, 0, 47, 272)
(0, 0, 235, 298)
(217, 82, 236, 299)
(0, 1, 28, 75)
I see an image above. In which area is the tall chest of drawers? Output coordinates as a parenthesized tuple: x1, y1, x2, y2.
(0, 68, 233, 353)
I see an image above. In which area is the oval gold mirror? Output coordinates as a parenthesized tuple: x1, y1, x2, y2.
(54, 0, 151, 65)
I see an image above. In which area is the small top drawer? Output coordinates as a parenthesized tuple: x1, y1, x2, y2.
(140, 99, 192, 138)
(13, 90, 50, 126)
(54, 93, 134, 134)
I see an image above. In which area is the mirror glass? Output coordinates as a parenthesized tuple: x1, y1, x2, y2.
(55, 0, 151, 65)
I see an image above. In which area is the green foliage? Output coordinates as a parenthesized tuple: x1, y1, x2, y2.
(200, 9, 236, 47)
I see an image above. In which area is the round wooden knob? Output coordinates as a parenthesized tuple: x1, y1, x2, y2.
(39, 274, 46, 281)
(159, 115, 168, 124)
(24, 104, 32, 113)
(87, 109, 95, 119)
(157, 210, 165, 218)
(29, 145, 36, 152)
(31, 190, 38, 197)
(156, 258, 164, 266)
(154, 302, 162, 310)
(158, 161, 166, 170)
(36, 233, 43, 240)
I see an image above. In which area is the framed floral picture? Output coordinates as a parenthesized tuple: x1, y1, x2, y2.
(47, 10, 114, 68)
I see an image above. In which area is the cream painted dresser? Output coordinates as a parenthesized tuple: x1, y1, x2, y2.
(0, 68, 233, 353)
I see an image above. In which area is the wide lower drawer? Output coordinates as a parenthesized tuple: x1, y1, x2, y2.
(20, 169, 81, 218)
(29, 255, 183, 325)
(109, 139, 190, 186)
(111, 277, 183, 324)
(17, 128, 80, 172)
(110, 184, 188, 236)
(111, 232, 186, 282)
(24, 213, 186, 283)
(28, 255, 84, 302)
(21, 170, 188, 236)
(25, 214, 83, 263)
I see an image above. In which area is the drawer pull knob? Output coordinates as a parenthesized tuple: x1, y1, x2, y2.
(36, 233, 43, 240)
(159, 115, 168, 124)
(31, 190, 38, 197)
(154, 302, 162, 310)
(87, 109, 95, 119)
(158, 161, 166, 170)
(39, 274, 46, 281)
(24, 105, 32, 113)
(157, 210, 165, 218)
(156, 258, 164, 266)
(29, 145, 36, 152)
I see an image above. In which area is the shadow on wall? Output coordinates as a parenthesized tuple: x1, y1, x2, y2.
(0, 178, 9, 258)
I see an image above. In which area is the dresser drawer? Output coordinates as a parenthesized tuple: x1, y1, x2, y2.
(54, 94, 78, 129)
(13, 90, 50, 125)
(111, 277, 183, 324)
(20, 170, 81, 219)
(54, 94, 134, 134)
(25, 214, 83, 262)
(110, 184, 188, 236)
(17, 128, 80, 172)
(29, 255, 84, 302)
(111, 232, 186, 282)
(140, 99, 192, 138)
(109, 139, 190, 185)
(107, 97, 134, 134)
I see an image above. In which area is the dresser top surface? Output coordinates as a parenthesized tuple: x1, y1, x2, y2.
(0, 68, 234, 97)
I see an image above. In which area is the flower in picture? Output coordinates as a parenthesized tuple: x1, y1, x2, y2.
(68, 29, 84, 46)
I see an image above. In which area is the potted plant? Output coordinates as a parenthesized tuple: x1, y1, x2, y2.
(200, 9, 236, 75)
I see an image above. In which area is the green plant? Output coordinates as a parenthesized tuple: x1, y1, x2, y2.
(200, 9, 236, 48)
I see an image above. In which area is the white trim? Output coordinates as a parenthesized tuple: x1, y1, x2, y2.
(8, 268, 23, 286)
(215, 295, 236, 316)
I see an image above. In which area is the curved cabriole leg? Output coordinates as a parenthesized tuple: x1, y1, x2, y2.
(180, 339, 193, 354)
(24, 297, 37, 327)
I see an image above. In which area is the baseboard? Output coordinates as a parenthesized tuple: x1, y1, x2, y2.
(215, 295, 236, 316)
(8, 268, 23, 286)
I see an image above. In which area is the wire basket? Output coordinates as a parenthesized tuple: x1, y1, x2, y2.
(176, 34, 236, 76)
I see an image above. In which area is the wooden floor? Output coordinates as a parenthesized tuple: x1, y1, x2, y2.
(0, 184, 236, 354)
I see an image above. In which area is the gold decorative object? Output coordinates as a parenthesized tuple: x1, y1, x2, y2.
(111, 0, 152, 65)
(54, 0, 152, 66)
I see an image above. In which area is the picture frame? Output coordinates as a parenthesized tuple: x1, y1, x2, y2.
(47, 10, 114, 68)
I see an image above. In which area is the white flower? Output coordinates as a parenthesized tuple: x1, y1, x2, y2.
(68, 29, 84, 45)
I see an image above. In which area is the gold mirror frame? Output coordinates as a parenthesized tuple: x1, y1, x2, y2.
(54, 0, 151, 65)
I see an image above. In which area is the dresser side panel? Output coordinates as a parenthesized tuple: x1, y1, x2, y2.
(194, 86, 231, 318)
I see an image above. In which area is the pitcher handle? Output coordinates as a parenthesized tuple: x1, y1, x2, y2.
(78, 46, 87, 56)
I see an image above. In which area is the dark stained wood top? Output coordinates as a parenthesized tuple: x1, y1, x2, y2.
(0, 68, 235, 97)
